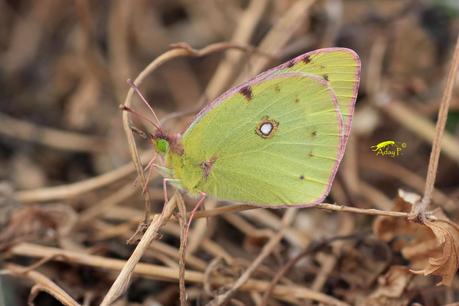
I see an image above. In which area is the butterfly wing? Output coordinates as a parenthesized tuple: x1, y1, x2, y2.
(190, 48, 360, 150)
(171, 72, 344, 206)
(271, 48, 361, 143)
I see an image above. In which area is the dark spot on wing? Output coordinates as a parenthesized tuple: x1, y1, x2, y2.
(201, 156, 217, 179)
(294, 97, 300, 103)
(287, 60, 295, 68)
(299, 175, 305, 180)
(323, 74, 329, 81)
(302, 55, 311, 64)
(311, 130, 317, 136)
(240, 86, 253, 101)
(308, 151, 314, 158)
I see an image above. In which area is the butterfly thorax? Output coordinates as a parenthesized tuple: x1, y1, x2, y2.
(151, 131, 204, 196)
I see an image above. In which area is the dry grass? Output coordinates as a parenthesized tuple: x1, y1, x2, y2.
(1, 1, 459, 305)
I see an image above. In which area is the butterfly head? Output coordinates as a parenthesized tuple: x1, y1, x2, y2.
(151, 130, 183, 156)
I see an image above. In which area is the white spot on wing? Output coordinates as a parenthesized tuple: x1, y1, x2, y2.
(260, 123, 273, 135)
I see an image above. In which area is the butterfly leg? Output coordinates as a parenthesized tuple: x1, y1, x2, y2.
(141, 154, 158, 194)
(132, 154, 157, 188)
(185, 192, 207, 239)
(162, 178, 175, 204)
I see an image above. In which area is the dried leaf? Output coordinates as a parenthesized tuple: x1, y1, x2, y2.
(411, 216, 459, 286)
(374, 190, 459, 286)
(357, 265, 414, 306)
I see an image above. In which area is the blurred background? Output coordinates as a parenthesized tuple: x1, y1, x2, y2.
(1, 0, 459, 305)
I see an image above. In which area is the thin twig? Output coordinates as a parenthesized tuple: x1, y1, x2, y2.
(235, 0, 317, 83)
(260, 234, 363, 305)
(360, 155, 455, 210)
(0, 113, 106, 153)
(176, 194, 188, 306)
(203, 0, 270, 100)
(191, 202, 409, 220)
(207, 209, 297, 306)
(5, 264, 80, 306)
(8, 254, 66, 274)
(99, 194, 177, 306)
(78, 183, 139, 224)
(14, 153, 150, 203)
(422, 34, 459, 208)
(97, 201, 410, 233)
(382, 100, 459, 165)
(8, 242, 347, 305)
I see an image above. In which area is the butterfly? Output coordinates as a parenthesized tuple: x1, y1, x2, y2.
(127, 48, 360, 216)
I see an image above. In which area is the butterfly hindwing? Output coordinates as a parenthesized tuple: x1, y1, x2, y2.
(175, 72, 344, 206)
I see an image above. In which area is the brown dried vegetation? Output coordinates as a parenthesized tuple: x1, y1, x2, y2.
(1, 1, 459, 305)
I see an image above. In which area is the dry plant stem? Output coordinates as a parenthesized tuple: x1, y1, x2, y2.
(186, 200, 216, 256)
(421, 34, 459, 211)
(382, 100, 459, 165)
(0, 113, 105, 153)
(73, 0, 108, 84)
(5, 264, 80, 306)
(122, 42, 263, 222)
(260, 234, 359, 305)
(366, 35, 386, 97)
(153, 222, 234, 266)
(9, 242, 348, 306)
(204, 0, 269, 99)
(193, 204, 254, 218)
(99, 195, 177, 306)
(369, 32, 459, 174)
(241, 209, 309, 248)
(203, 257, 223, 297)
(101, 202, 409, 235)
(78, 182, 139, 224)
(12, 254, 65, 274)
(341, 134, 360, 198)
(316, 203, 408, 217)
(360, 181, 393, 211)
(138, 236, 206, 271)
(14, 153, 150, 203)
(130, 4, 202, 110)
(108, 0, 132, 102)
(223, 213, 273, 239)
(192, 202, 409, 220)
(176, 195, 188, 306)
(309, 215, 354, 297)
(235, 0, 317, 82)
(360, 156, 455, 210)
(207, 208, 297, 306)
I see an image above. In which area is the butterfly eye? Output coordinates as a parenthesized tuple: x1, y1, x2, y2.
(155, 138, 169, 154)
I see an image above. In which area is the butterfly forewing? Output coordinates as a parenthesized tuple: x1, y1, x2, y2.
(273, 48, 360, 145)
(174, 72, 344, 206)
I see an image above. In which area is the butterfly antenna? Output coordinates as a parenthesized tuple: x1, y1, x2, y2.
(120, 104, 162, 132)
(127, 79, 162, 128)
